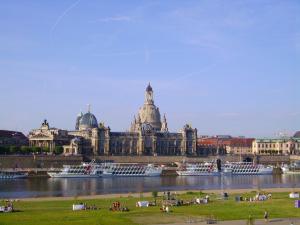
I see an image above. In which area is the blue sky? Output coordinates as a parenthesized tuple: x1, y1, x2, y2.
(0, 0, 299, 137)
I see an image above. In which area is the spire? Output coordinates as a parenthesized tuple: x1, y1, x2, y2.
(146, 82, 153, 92)
(87, 104, 91, 113)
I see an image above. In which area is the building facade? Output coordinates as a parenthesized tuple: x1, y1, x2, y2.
(30, 84, 198, 156)
(252, 135, 300, 155)
(28, 120, 70, 152)
(225, 138, 254, 155)
(197, 135, 254, 156)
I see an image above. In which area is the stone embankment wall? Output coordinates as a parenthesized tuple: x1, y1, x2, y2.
(90, 155, 242, 164)
(0, 155, 82, 168)
(0, 154, 292, 169)
(257, 155, 290, 164)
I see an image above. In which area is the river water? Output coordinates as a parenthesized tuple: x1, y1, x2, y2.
(0, 174, 300, 198)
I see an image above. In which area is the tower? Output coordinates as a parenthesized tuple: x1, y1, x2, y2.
(145, 82, 154, 104)
(161, 114, 168, 132)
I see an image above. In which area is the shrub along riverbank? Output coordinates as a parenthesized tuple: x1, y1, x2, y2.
(0, 191, 299, 225)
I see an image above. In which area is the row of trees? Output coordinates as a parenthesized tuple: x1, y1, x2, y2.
(0, 146, 64, 155)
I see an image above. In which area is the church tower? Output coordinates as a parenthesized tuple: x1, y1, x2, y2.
(130, 83, 162, 132)
(145, 83, 154, 104)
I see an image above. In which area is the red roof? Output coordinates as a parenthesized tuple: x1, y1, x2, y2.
(198, 137, 254, 147)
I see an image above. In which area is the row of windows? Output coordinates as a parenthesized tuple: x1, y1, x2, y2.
(256, 143, 300, 148)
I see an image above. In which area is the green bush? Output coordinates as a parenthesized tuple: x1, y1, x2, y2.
(20, 146, 31, 154)
(9, 145, 20, 154)
(32, 146, 42, 154)
(0, 146, 10, 154)
(54, 146, 63, 155)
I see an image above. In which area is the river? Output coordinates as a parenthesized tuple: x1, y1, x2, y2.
(0, 174, 300, 198)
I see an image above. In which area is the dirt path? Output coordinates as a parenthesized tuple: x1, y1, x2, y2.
(158, 218, 300, 225)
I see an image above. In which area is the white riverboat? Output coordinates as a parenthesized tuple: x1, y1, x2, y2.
(176, 162, 273, 176)
(281, 161, 300, 174)
(0, 171, 28, 179)
(47, 161, 162, 178)
(176, 162, 220, 176)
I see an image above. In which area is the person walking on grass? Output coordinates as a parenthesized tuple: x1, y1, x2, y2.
(264, 210, 269, 222)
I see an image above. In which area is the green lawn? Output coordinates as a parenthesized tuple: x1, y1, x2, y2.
(0, 192, 299, 225)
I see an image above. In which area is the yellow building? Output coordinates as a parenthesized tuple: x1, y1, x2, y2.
(252, 136, 300, 155)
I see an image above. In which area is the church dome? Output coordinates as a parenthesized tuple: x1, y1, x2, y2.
(294, 131, 300, 138)
(79, 112, 98, 130)
(130, 83, 163, 132)
(138, 104, 161, 131)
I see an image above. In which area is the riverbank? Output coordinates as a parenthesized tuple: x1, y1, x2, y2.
(1, 190, 299, 225)
(16, 187, 300, 201)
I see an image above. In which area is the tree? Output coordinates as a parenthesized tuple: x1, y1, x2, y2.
(54, 146, 63, 155)
(32, 146, 42, 154)
(42, 147, 50, 154)
(9, 146, 20, 154)
(152, 190, 158, 205)
(20, 146, 30, 154)
(0, 146, 10, 154)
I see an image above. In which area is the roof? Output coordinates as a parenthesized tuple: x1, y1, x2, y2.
(79, 112, 98, 129)
(294, 131, 300, 138)
(0, 130, 27, 139)
(198, 137, 254, 147)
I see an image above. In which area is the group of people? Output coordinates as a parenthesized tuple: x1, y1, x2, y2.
(240, 193, 272, 202)
(109, 201, 129, 212)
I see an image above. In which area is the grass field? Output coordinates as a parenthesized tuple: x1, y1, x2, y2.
(0, 191, 299, 225)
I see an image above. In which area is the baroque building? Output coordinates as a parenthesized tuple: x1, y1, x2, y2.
(28, 120, 70, 152)
(252, 134, 300, 155)
(61, 83, 197, 156)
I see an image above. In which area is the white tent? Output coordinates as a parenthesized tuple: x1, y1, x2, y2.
(136, 201, 149, 207)
(72, 204, 85, 211)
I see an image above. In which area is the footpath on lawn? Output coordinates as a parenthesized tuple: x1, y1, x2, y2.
(0, 188, 299, 225)
(159, 218, 300, 225)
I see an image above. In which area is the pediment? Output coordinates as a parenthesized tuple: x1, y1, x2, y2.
(30, 133, 52, 139)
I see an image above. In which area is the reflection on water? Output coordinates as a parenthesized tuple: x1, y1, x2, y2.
(0, 174, 300, 198)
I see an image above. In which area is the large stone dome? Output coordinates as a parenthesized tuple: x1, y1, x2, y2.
(130, 83, 162, 132)
(138, 104, 161, 131)
(79, 112, 98, 130)
(294, 131, 300, 138)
